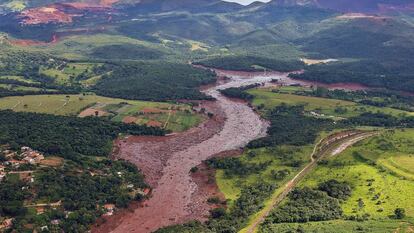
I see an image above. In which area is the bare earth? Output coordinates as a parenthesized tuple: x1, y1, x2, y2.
(93, 70, 295, 233)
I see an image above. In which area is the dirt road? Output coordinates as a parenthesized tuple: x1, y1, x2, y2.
(242, 131, 378, 233)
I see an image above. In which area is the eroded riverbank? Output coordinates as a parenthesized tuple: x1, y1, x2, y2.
(92, 69, 296, 233)
(92, 66, 380, 233)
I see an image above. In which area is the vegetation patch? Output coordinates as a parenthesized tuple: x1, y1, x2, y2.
(0, 94, 203, 132)
(263, 187, 344, 224)
(90, 44, 164, 60)
(93, 62, 216, 101)
(0, 146, 150, 232)
(0, 110, 164, 158)
(195, 56, 304, 72)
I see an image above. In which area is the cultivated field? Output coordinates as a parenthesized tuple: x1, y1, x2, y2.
(39, 62, 101, 86)
(0, 94, 204, 131)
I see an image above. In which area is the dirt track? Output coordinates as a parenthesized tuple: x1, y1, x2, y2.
(92, 70, 292, 233)
(243, 131, 378, 233)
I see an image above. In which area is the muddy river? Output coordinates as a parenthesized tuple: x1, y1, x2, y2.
(91, 67, 375, 233)
(94, 67, 374, 233)
(93, 69, 300, 233)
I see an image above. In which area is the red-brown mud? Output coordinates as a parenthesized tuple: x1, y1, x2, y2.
(93, 67, 391, 233)
(189, 148, 243, 219)
(210, 67, 370, 91)
(18, 5, 75, 25)
(189, 153, 236, 219)
(94, 69, 292, 233)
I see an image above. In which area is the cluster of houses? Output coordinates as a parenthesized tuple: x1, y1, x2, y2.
(0, 146, 45, 182)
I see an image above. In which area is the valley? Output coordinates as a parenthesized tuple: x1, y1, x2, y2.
(95, 66, 280, 233)
(0, 0, 414, 232)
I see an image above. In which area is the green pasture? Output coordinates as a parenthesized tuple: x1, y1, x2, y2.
(248, 88, 412, 118)
(0, 94, 203, 131)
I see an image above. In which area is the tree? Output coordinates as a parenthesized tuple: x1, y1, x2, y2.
(358, 198, 365, 209)
(394, 208, 406, 219)
(210, 207, 226, 219)
(318, 179, 352, 200)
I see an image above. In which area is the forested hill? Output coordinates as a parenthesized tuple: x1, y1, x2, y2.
(0, 0, 414, 94)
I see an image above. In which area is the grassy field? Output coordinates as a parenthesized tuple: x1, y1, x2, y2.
(0, 83, 53, 92)
(350, 129, 414, 180)
(0, 94, 204, 131)
(216, 145, 313, 205)
(297, 129, 414, 218)
(0, 75, 39, 84)
(39, 62, 100, 86)
(260, 219, 414, 233)
(248, 88, 412, 119)
(237, 89, 414, 232)
(3, 0, 26, 11)
(258, 129, 414, 233)
(39, 34, 173, 60)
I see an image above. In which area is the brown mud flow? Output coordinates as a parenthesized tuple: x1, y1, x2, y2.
(93, 69, 296, 233)
(96, 67, 375, 233)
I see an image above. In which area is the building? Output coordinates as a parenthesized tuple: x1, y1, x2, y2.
(0, 218, 13, 231)
(103, 204, 116, 216)
(21, 147, 44, 165)
(0, 165, 5, 182)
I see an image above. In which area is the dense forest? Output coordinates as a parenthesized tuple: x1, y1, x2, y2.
(0, 110, 165, 158)
(93, 62, 216, 101)
(90, 44, 164, 60)
(248, 104, 332, 148)
(260, 180, 353, 231)
(300, 87, 414, 112)
(343, 112, 414, 128)
(290, 60, 414, 93)
(262, 186, 344, 224)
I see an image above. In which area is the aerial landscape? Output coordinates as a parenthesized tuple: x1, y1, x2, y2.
(0, 0, 414, 232)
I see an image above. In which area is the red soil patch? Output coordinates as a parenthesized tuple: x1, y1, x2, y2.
(10, 39, 47, 46)
(122, 116, 138, 124)
(90, 201, 143, 233)
(78, 108, 109, 117)
(146, 120, 163, 127)
(39, 157, 64, 167)
(17, 2, 116, 26)
(141, 107, 169, 114)
(100, 0, 121, 7)
(188, 162, 228, 219)
(188, 149, 242, 219)
(62, 2, 112, 10)
(18, 5, 75, 25)
(9, 34, 58, 46)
